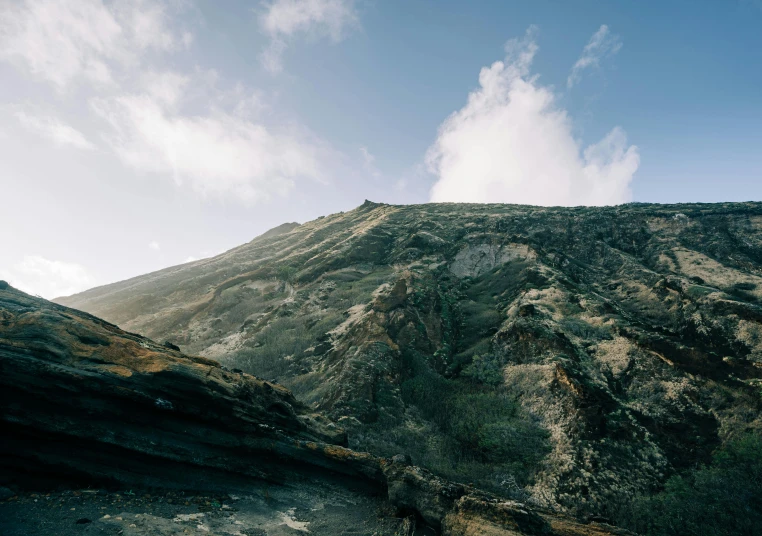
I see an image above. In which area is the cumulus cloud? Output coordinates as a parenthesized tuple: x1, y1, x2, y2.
(91, 90, 333, 203)
(427, 27, 639, 207)
(0, 0, 339, 204)
(0, 0, 189, 90)
(0, 256, 95, 299)
(14, 110, 95, 150)
(258, 0, 358, 73)
(148, 241, 160, 251)
(567, 25, 622, 88)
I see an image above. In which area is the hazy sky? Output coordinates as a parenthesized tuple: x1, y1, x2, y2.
(1, 0, 761, 298)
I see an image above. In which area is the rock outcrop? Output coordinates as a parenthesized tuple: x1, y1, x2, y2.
(0, 283, 625, 535)
(54, 202, 762, 520)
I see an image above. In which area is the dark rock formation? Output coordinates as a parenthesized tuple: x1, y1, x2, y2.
(0, 284, 624, 535)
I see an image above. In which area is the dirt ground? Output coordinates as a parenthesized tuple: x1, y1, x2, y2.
(0, 476, 428, 536)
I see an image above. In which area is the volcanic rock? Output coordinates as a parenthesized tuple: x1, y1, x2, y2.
(0, 284, 622, 535)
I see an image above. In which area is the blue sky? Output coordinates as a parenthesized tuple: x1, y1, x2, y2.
(200, 0, 762, 204)
(1, 0, 761, 297)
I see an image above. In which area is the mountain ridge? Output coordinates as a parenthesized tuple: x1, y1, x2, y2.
(56, 200, 762, 521)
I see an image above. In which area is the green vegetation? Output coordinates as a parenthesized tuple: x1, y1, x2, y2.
(275, 264, 297, 283)
(397, 349, 550, 495)
(619, 432, 762, 536)
(461, 353, 505, 385)
(227, 267, 394, 382)
(727, 281, 759, 303)
(234, 312, 342, 380)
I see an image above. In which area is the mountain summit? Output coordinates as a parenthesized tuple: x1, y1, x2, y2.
(58, 201, 762, 519)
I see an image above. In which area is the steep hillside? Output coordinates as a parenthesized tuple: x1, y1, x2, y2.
(58, 201, 762, 520)
(1, 282, 630, 536)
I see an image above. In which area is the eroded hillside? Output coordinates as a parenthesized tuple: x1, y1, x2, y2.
(58, 201, 762, 519)
(1, 282, 631, 536)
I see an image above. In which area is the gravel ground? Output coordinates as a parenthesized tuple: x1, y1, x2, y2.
(0, 477, 426, 536)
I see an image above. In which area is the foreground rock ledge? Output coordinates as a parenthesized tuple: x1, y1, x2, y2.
(0, 283, 629, 535)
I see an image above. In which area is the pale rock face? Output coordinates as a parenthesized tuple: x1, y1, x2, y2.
(450, 243, 535, 278)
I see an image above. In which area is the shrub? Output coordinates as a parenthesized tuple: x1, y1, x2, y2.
(462, 354, 504, 386)
(447, 392, 549, 473)
(400, 350, 550, 491)
(275, 265, 297, 283)
(233, 311, 343, 380)
(727, 282, 759, 303)
(619, 432, 762, 536)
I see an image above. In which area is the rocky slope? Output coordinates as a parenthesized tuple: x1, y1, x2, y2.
(1, 282, 627, 535)
(57, 201, 762, 519)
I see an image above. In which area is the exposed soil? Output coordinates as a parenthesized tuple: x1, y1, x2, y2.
(0, 478, 424, 536)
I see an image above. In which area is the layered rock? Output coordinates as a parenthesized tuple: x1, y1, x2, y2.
(0, 283, 626, 535)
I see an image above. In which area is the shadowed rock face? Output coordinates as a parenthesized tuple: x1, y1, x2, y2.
(0, 284, 628, 536)
(0, 283, 361, 487)
(56, 201, 762, 518)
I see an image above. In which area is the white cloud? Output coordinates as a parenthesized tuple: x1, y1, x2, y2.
(567, 25, 622, 88)
(260, 39, 289, 75)
(138, 70, 190, 108)
(14, 110, 95, 150)
(258, 0, 358, 73)
(91, 90, 333, 203)
(260, 0, 357, 39)
(0, 256, 95, 299)
(111, 0, 190, 52)
(359, 145, 374, 166)
(148, 241, 160, 251)
(360, 146, 381, 178)
(1, 0, 345, 205)
(232, 88, 267, 119)
(427, 27, 639, 207)
(0, 0, 189, 90)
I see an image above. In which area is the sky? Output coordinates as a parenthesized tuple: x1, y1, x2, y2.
(1, 0, 761, 298)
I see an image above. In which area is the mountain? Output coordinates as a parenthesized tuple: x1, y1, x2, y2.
(0, 282, 631, 536)
(57, 200, 762, 521)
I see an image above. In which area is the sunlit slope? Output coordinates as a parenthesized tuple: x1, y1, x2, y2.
(58, 200, 762, 518)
